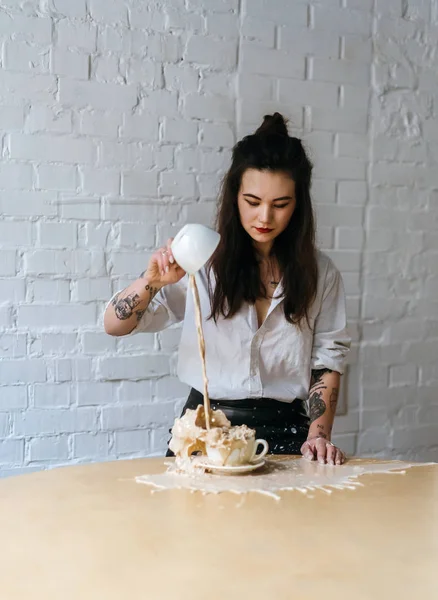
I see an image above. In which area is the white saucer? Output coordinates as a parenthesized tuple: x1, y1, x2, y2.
(196, 459, 266, 475)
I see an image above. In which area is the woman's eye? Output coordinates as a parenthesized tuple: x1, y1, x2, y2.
(274, 204, 288, 209)
(247, 201, 259, 207)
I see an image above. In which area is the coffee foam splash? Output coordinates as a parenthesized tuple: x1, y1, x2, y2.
(136, 458, 434, 501)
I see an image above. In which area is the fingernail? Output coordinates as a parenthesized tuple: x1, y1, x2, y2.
(169, 256, 174, 264)
(161, 270, 165, 276)
(165, 266, 169, 273)
(318, 458, 325, 465)
(329, 459, 334, 466)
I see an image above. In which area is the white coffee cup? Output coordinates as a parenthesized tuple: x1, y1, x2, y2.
(170, 224, 220, 274)
(206, 435, 269, 467)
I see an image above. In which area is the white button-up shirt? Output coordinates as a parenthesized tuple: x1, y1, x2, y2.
(124, 250, 350, 402)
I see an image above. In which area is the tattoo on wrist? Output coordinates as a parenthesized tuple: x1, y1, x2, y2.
(309, 391, 326, 423)
(114, 293, 141, 320)
(145, 283, 159, 299)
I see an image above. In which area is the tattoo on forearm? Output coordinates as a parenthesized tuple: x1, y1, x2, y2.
(329, 388, 339, 413)
(310, 368, 333, 387)
(135, 309, 146, 322)
(139, 271, 146, 279)
(114, 293, 141, 320)
(309, 391, 326, 423)
(316, 424, 328, 439)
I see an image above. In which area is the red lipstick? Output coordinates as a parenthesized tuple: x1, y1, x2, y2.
(255, 227, 273, 233)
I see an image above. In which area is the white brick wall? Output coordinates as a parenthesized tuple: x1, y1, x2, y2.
(1, 0, 437, 476)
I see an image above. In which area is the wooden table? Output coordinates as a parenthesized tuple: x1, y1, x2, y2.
(0, 457, 437, 599)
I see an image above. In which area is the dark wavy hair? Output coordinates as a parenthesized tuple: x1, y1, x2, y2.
(207, 112, 318, 327)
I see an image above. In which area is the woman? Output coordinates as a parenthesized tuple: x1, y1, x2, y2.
(104, 113, 351, 465)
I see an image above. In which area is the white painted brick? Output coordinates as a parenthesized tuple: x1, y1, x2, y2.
(0, 440, 24, 465)
(314, 156, 367, 180)
(390, 364, 418, 387)
(278, 27, 339, 58)
(26, 106, 72, 135)
(0, 413, 9, 437)
(316, 205, 363, 227)
(244, 0, 307, 26)
(241, 17, 275, 47)
(60, 79, 137, 111)
(155, 376, 189, 402)
(89, 0, 129, 25)
(79, 168, 120, 196)
(375, 0, 403, 16)
(341, 85, 370, 111)
(79, 223, 113, 248)
(129, 5, 166, 30)
(18, 305, 95, 329)
(346, 0, 373, 10)
(186, 0, 238, 12)
(331, 433, 357, 456)
(97, 355, 169, 381)
(206, 13, 239, 40)
(60, 197, 100, 220)
(71, 278, 112, 302)
(80, 111, 121, 138)
(199, 72, 234, 96)
(56, 20, 97, 52)
(0, 360, 46, 384)
(29, 279, 70, 303)
(337, 133, 368, 159)
(118, 223, 155, 248)
(314, 7, 372, 35)
(50, 357, 93, 383)
(114, 429, 150, 455)
(151, 427, 170, 454)
(76, 382, 115, 406)
(73, 432, 110, 459)
(316, 225, 333, 249)
(92, 54, 121, 82)
(0, 72, 57, 104)
(52, 0, 87, 18)
(311, 58, 370, 85)
(237, 73, 274, 101)
(343, 35, 373, 63)
(0, 14, 52, 43)
(357, 428, 391, 454)
(0, 386, 27, 410)
(393, 426, 437, 451)
(108, 250, 151, 277)
(186, 36, 237, 69)
(37, 222, 77, 248)
(199, 122, 234, 148)
(123, 58, 161, 86)
(163, 64, 199, 94)
(162, 119, 198, 144)
(0, 279, 25, 303)
(14, 408, 97, 436)
(279, 79, 339, 109)
(98, 141, 154, 169)
(311, 109, 368, 134)
(10, 133, 95, 164)
(241, 43, 305, 79)
(51, 48, 89, 79)
(0, 163, 32, 190)
(3, 41, 50, 73)
(325, 250, 361, 272)
(116, 332, 155, 353)
(0, 306, 12, 328)
(120, 114, 158, 142)
(36, 165, 77, 191)
(122, 171, 158, 197)
(165, 6, 203, 32)
(159, 172, 196, 197)
(28, 436, 69, 461)
(174, 147, 201, 172)
(102, 402, 175, 430)
(130, 31, 182, 63)
(184, 200, 217, 226)
(337, 181, 368, 206)
(40, 333, 77, 355)
(0, 106, 22, 131)
(1, 191, 57, 219)
(117, 380, 153, 403)
(0, 250, 16, 276)
(335, 228, 364, 250)
(183, 92, 234, 121)
(81, 332, 116, 354)
(311, 180, 336, 204)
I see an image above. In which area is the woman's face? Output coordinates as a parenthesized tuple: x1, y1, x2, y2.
(237, 169, 296, 254)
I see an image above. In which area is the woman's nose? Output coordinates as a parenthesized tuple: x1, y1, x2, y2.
(259, 204, 272, 224)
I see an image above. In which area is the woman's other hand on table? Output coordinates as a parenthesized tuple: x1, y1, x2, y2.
(300, 436, 346, 465)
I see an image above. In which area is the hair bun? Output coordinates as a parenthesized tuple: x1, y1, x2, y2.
(255, 112, 289, 137)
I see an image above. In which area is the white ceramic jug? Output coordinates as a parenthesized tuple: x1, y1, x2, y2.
(171, 224, 220, 274)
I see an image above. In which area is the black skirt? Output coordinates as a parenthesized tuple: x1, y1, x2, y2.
(166, 387, 310, 456)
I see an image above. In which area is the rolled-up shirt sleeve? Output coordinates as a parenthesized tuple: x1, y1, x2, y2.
(310, 259, 351, 374)
(105, 277, 188, 334)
